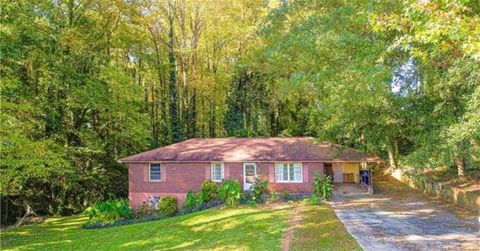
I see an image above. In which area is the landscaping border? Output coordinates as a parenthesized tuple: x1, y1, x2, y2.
(83, 200, 222, 229)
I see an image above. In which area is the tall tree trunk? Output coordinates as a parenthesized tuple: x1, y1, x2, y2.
(188, 88, 197, 137)
(150, 81, 158, 147)
(387, 139, 398, 170)
(167, 6, 181, 143)
(209, 101, 216, 137)
(178, 0, 189, 138)
(456, 158, 465, 177)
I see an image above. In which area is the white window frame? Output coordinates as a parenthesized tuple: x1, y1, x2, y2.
(275, 162, 303, 183)
(149, 163, 162, 182)
(211, 162, 225, 182)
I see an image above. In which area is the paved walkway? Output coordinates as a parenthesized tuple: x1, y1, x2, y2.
(330, 176, 480, 251)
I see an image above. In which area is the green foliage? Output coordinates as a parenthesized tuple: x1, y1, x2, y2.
(183, 190, 200, 210)
(0, 0, 149, 224)
(134, 204, 158, 219)
(371, 0, 480, 174)
(282, 189, 290, 199)
(84, 199, 132, 225)
(0, 0, 267, 225)
(219, 179, 242, 207)
(249, 177, 269, 204)
(0, 135, 72, 216)
(309, 195, 321, 205)
(158, 196, 178, 216)
(224, 67, 268, 136)
(270, 190, 279, 202)
(313, 174, 333, 200)
(200, 180, 219, 203)
(247, 200, 258, 207)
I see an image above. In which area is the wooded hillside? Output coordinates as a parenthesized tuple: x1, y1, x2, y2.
(1, 0, 479, 225)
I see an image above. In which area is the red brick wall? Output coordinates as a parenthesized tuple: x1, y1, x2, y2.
(128, 162, 324, 209)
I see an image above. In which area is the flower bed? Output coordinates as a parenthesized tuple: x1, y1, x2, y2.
(84, 200, 222, 229)
(83, 176, 326, 229)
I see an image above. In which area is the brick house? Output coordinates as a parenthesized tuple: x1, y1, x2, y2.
(119, 137, 382, 208)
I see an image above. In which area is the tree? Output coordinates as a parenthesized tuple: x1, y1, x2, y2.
(373, 0, 480, 176)
(166, 1, 182, 143)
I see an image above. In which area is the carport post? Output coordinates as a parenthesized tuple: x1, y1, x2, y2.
(368, 164, 373, 194)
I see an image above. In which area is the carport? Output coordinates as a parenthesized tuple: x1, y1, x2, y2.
(326, 161, 375, 195)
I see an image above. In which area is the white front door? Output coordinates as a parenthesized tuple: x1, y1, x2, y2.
(243, 163, 257, 191)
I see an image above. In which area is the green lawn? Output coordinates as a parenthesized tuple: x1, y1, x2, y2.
(290, 204, 362, 251)
(1, 202, 360, 251)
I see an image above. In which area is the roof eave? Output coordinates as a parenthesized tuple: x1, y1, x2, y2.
(117, 159, 384, 163)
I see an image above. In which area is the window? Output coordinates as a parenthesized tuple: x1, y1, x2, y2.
(147, 196, 160, 209)
(275, 163, 302, 182)
(149, 163, 161, 181)
(211, 162, 224, 182)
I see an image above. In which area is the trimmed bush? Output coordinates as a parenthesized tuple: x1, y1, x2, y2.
(84, 199, 132, 225)
(313, 173, 333, 199)
(158, 195, 177, 216)
(200, 180, 219, 203)
(219, 178, 242, 207)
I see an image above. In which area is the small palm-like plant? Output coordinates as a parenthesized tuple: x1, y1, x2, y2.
(219, 178, 242, 207)
(313, 173, 333, 200)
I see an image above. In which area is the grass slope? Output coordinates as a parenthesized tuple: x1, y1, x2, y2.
(290, 204, 362, 251)
(1, 202, 359, 251)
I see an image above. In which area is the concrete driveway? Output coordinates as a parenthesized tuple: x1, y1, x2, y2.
(330, 176, 480, 251)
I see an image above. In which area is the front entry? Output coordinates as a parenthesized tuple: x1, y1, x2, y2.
(324, 163, 333, 179)
(243, 163, 257, 191)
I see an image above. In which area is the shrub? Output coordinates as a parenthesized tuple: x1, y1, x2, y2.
(84, 199, 132, 225)
(183, 190, 200, 210)
(179, 199, 223, 215)
(313, 173, 333, 199)
(219, 178, 242, 207)
(309, 195, 321, 205)
(249, 177, 268, 204)
(134, 202, 158, 218)
(158, 196, 177, 216)
(247, 200, 257, 207)
(282, 189, 290, 199)
(200, 180, 219, 203)
(270, 190, 279, 202)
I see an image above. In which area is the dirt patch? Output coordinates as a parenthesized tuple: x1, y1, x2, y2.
(281, 205, 301, 251)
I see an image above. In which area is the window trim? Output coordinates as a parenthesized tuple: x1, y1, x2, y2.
(210, 162, 225, 182)
(275, 162, 303, 183)
(149, 163, 162, 182)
